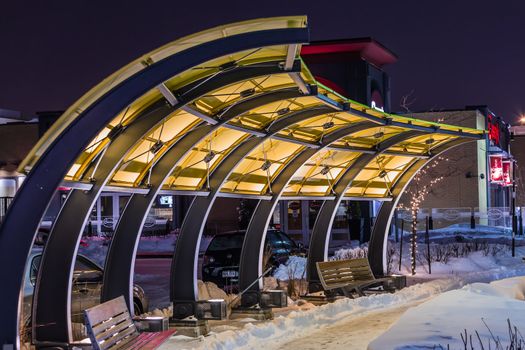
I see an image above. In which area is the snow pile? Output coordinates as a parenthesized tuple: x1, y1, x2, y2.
(489, 276, 525, 300)
(331, 245, 368, 260)
(272, 245, 370, 281)
(368, 276, 525, 350)
(164, 278, 464, 350)
(161, 255, 525, 350)
(273, 256, 306, 280)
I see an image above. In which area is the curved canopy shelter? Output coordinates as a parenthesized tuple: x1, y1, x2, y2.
(0, 16, 485, 348)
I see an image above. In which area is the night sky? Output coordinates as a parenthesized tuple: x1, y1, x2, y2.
(2, 1, 524, 123)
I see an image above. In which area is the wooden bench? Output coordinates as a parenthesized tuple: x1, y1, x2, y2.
(84, 296, 176, 350)
(316, 258, 395, 298)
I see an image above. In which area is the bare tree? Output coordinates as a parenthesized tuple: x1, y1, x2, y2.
(398, 155, 449, 275)
(400, 90, 417, 113)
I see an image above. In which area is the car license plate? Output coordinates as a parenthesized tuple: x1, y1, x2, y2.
(222, 270, 238, 278)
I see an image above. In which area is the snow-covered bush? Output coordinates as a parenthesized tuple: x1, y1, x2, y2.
(273, 256, 306, 281)
(331, 245, 368, 260)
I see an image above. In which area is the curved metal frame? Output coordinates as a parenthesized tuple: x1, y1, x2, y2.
(0, 16, 488, 349)
(33, 103, 173, 344)
(367, 138, 473, 276)
(102, 86, 315, 311)
(305, 130, 425, 291)
(33, 60, 301, 345)
(169, 107, 349, 318)
(0, 26, 309, 347)
(237, 121, 379, 306)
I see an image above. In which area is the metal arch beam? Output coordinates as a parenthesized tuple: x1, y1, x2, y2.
(306, 130, 425, 291)
(367, 138, 474, 276)
(168, 106, 339, 313)
(0, 31, 310, 348)
(32, 104, 174, 344)
(237, 122, 380, 305)
(31, 60, 298, 345)
(101, 90, 321, 310)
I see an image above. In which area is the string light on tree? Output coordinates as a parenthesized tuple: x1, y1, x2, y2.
(398, 155, 449, 275)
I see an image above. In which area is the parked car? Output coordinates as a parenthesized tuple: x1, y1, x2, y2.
(202, 229, 305, 288)
(22, 250, 148, 334)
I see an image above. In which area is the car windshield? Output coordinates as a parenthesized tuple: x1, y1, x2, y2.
(267, 231, 296, 251)
(207, 234, 245, 251)
(29, 254, 101, 285)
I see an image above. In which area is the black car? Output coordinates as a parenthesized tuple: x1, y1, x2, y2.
(23, 251, 149, 329)
(202, 229, 305, 288)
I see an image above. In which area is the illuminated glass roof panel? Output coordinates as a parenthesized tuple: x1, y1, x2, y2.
(21, 15, 486, 201)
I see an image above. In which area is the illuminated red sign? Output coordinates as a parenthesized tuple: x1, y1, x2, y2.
(502, 160, 512, 186)
(488, 113, 500, 146)
(490, 155, 504, 183)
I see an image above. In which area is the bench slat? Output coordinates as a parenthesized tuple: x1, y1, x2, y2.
(85, 296, 176, 350)
(316, 258, 390, 293)
(86, 296, 130, 326)
(93, 313, 134, 340)
(100, 326, 137, 350)
(95, 317, 135, 343)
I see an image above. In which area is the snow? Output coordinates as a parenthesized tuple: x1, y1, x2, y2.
(368, 276, 525, 349)
(272, 245, 368, 281)
(272, 256, 306, 280)
(160, 247, 525, 350)
(161, 243, 525, 350)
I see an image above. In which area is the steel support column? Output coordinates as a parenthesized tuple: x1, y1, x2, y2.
(238, 122, 379, 306)
(169, 136, 261, 314)
(32, 104, 174, 345)
(368, 138, 473, 276)
(33, 60, 297, 346)
(169, 107, 337, 319)
(306, 131, 424, 291)
(0, 27, 309, 348)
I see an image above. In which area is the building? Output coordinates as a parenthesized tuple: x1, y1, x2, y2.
(275, 38, 398, 245)
(510, 124, 525, 207)
(399, 106, 512, 228)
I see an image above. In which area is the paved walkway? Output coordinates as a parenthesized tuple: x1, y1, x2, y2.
(275, 302, 422, 350)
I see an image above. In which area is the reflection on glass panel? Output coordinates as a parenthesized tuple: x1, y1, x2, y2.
(118, 196, 130, 214)
(333, 201, 349, 229)
(287, 201, 302, 230)
(308, 200, 323, 229)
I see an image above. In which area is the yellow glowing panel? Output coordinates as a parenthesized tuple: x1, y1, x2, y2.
(168, 127, 248, 189)
(297, 185, 330, 194)
(384, 156, 413, 170)
(112, 170, 140, 184)
(171, 176, 202, 189)
(231, 182, 266, 193)
(225, 139, 301, 194)
(229, 95, 323, 131)
(157, 112, 199, 142)
(66, 164, 81, 179)
(365, 187, 388, 196)
(354, 169, 379, 181)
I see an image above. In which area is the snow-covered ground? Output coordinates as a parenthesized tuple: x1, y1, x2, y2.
(160, 246, 525, 350)
(369, 277, 525, 349)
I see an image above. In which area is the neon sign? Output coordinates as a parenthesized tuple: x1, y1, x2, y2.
(502, 160, 512, 186)
(489, 155, 503, 183)
(488, 113, 500, 147)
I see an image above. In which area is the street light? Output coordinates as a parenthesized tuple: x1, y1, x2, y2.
(520, 116, 525, 125)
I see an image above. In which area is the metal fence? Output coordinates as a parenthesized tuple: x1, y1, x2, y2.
(395, 206, 524, 234)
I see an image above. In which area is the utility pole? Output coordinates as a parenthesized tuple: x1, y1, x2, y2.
(512, 159, 517, 257)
